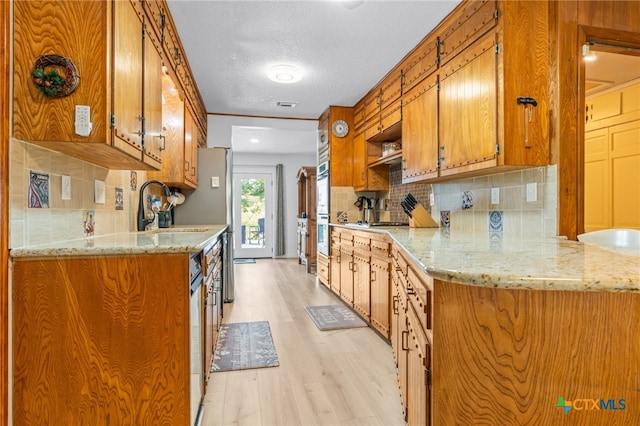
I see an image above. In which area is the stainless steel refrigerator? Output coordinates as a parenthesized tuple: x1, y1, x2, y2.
(174, 147, 234, 302)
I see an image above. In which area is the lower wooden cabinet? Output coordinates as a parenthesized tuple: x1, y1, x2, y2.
(317, 252, 330, 288)
(329, 226, 392, 339)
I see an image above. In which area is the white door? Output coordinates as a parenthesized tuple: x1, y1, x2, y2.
(233, 172, 273, 259)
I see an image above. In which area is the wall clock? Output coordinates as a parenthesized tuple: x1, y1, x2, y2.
(332, 119, 349, 138)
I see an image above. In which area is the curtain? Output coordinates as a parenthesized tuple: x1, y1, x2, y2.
(275, 164, 285, 256)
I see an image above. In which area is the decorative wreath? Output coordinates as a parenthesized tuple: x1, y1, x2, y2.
(31, 54, 80, 98)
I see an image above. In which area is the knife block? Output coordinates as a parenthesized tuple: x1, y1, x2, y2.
(409, 204, 439, 228)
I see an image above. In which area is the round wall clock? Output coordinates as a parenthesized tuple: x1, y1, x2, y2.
(332, 119, 349, 138)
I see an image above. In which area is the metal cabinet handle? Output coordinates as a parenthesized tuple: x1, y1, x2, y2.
(401, 330, 409, 351)
(393, 295, 398, 314)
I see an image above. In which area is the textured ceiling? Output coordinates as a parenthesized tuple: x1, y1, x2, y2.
(166, 0, 460, 121)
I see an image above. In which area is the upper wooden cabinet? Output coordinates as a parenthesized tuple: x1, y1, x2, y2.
(402, 0, 549, 183)
(13, 0, 206, 172)
(318, 106, 354, 187)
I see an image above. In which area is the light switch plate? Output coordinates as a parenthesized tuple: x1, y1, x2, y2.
(491, 187, 499, 204)
(526, 182, 537, 202)
(94, 179, 105, 204)
(62, 175, 71, 200)
(211, 176, 220, 188)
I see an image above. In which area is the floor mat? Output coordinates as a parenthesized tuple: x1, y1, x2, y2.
(211, 321, 279, 372)
(304, 305, 368, 331)
(234, 258, 256, 264)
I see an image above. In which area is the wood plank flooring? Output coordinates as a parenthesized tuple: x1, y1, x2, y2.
(202, 259, 404, 426)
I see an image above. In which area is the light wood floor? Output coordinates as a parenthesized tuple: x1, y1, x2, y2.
(201, 258, 405, 426)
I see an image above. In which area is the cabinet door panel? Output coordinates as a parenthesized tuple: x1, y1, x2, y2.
(113, 0, 143, 153)
(584, 129, 609, 232)
(353, 253, 371, 320)
(610, 121, 640, 229)
(143, 21, 164, 169)
(371, 257, 390, 338)
(402, 73, 439, 183)
(439, 33, 497, 175)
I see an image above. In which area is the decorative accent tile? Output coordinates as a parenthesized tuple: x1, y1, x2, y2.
(115, 187, 124, 210)
(83, 210, 95, 236)
(336, 210, 348, 223)
(462, 190, 474, 209)
(440, 210, 450, 228)
(489, 210, 503, 232)
(28, 171, 50, 208)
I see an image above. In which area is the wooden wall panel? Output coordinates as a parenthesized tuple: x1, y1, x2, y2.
(1, 0, 9, 422)
(433, 280, 640, 425)
(12, 255, 191, 425)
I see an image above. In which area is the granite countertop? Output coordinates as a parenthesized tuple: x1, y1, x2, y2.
(9, 225, 228, 257)
(336, 224, 640, 293)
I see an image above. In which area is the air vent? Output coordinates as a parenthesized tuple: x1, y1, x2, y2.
(277, 101, 298, 108)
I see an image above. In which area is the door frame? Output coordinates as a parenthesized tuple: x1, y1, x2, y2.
(1, 0, 10, 421)
(233, 166, 275, 259)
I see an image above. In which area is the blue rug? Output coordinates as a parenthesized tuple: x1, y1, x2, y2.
(211, 321, 279, 372)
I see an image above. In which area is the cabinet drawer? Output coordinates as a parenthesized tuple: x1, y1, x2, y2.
(407, 268, 433, 334)
(402, 37, 438, 93)
(317, 254, 330, 284)
(407, 300, 429, 351)
(371, 238, 390, 259)
(439, 0, 498, 66)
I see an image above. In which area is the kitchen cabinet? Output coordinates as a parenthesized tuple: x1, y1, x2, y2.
(148, 73, 191, 188)
(401, 73, 439, 183)
(339, 232, 355, 305)
(352, 235, 371, 320)
(318, 106, 354, 187)
(184, 104, 199, 187)
(203, 237, 223, 387)
(13, 0, 165, 170)
(297, 166, 317, 273)
(584, 82, 640, 232)
(12, 253, 194, 424)
(391, 243, 433, 425)
(329, 227, 392, 338)
(370, 238, 391, 337)
(441, 0, 549, 177)
(317, 253, 330, 289)
(330, 230, 342, 295)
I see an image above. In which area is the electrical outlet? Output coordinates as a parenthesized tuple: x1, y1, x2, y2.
(61, 175, 71, 200)
(526, 182, 537, 202)
(491, 187, 499, 204)
(429, 193, 435, 206)
(211, 176, 220, 188)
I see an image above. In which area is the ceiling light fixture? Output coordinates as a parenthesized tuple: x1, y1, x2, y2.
(582, 44, 597, 62)
(250, 138, 260, 144)
(267, 64, 302, 84)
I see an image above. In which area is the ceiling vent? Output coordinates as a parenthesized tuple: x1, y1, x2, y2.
(277, 101, 298, 108)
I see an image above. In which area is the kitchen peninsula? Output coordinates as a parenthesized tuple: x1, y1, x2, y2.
(329, 224, 640, 425)
(10, 225, 227, 425)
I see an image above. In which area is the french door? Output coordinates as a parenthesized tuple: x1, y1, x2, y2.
(233, 172, 273, 259)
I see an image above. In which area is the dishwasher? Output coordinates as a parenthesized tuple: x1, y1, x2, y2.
(189, 252, 204, 425)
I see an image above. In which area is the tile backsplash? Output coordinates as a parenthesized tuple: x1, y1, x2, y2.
(9, 139, 146, 248)
(331, 163, 558, 238)
(388, 163, 558, 237)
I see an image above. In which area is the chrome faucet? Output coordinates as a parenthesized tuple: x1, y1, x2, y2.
(137, 180, 171, 231)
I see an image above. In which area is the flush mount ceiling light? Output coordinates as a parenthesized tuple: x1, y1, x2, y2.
(250, 138, 260, 144)
(267, 64, 302, 84)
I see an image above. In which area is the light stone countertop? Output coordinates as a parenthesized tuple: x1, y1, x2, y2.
(336, 225, 640, 293)
(9, 225, 228, 257)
